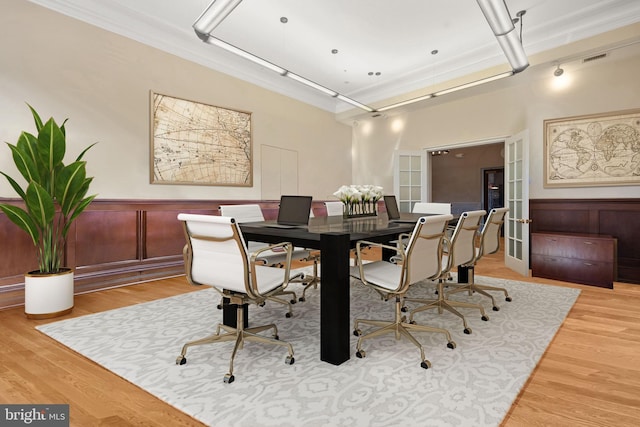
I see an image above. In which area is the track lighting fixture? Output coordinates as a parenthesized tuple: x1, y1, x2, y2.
(193, 0, 529, 113)
(554, 65, 564, 77)
(476, 0, 529, 73)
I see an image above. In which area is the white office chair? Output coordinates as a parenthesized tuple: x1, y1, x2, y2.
(176, 214, 295, 383)
(405, 210, 490, 334)
(412, 202, 452, 214)
(219, 204, 308, 315)
(324, 201, 345, 216)
(446, 207, 512, 310)
(350, 214, 456, 369)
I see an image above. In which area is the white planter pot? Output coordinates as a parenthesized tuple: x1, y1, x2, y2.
(25, 268, 74, 319)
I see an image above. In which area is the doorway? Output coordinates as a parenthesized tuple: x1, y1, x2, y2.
(482, 167, 504, 212)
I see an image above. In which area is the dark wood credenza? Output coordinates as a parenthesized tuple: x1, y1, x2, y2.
(531, 232, 617, 288)
(529, 198, 639, 286)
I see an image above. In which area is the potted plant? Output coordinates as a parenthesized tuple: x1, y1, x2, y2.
(0, 105, 97, 318)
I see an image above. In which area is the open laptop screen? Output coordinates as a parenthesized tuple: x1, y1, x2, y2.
(277, 195, 312, 225)
(383, 195, 401, 220)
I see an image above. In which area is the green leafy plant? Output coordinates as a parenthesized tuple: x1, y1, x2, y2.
(0, 105, 97, 274)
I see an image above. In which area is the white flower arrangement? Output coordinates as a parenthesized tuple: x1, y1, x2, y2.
(333, 184, 384, 216)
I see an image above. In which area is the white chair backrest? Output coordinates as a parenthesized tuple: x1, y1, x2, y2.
(449, 210, 486, 267)
(325, 201, 344, 216)
(219, 204, 265, 223)
(405, 214, 454, 284)
(412, 202, 452, 214)
(178, 213, 250, 294)
(479, 207, 509, 257)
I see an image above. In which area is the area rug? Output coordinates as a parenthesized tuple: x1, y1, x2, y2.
(36, 272, 580, 427)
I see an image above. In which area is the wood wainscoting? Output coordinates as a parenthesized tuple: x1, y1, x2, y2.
(529, 198, 640, 284)
(0, 198, 333, 311)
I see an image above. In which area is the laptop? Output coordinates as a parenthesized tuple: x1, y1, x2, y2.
(383, 195, 421, 223)
(264, 195, 312, 228)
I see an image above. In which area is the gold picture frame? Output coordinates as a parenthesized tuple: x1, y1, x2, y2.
(150, 92, 253, 186)
(544, 108, 640, 188)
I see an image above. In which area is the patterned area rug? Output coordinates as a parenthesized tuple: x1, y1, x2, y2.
(37, 272, 580, 427)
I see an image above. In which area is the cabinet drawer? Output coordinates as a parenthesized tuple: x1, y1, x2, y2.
(532, 234, 615, 262)
(531, 254, 614, 288)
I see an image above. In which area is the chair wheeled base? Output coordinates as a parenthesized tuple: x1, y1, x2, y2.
(353, 296, 455, 370)
(406, 279, 489, 335)
(176, 294, 294, 383)
(292, 254, 320, 302)
(445, 266, 512, 311)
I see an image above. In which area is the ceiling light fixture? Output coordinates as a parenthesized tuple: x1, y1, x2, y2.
(193, 0, 526, 114)
(476, 0, 529, 73)
(336, 94, 375, 112)
(286, 71, 338, 97)
(376, 94, 433, 112)
(193, 0, 243, 37)
(193, 0, 374, 112)
(433, 71, 513, 96)
(476, 0, 514, 35)
(203, 37, 287, 75)
(553, 65, 564, 77)
(430, 150, 450, 156)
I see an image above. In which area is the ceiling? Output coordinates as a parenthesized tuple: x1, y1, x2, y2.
(27, 0, 640, 115)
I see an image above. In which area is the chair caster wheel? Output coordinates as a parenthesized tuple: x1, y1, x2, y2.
(409, 320, 417, 325)
(274, 335, 280, 340)
(223, 374, 235, 384)
(285, 312, 292, 318)
(176, 356, 186, 365)
(285, 356, 295, 365)
(420, 360, 431, 369)
(506, 296, 512, 302)
(481, 315, 489, 321)
(401, 306, 408, 312)
(298, 297, 306, 302)
(447, 341, 456, 349)
(492, 306, 500, 311)
(353, 329, 362, 337)
(259, 302, 266, 307)
(464, 328, 472, 334)
(216, 304, 223, 310)
(356, 350, 366, 358)
(290, 299, 297, 305)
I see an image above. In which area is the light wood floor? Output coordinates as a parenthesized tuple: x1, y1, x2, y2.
(1, 248, 639, 426)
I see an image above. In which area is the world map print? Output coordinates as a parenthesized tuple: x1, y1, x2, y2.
(545, 110, 640, 187)
(151, 93, 252, 186)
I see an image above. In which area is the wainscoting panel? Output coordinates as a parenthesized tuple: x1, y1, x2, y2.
(529, 198, 640, 284)
(0, 199, 328, 310)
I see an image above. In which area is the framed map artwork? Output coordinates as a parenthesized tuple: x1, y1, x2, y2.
(150, 92, 252, 186)
(544, 108, 640, 188)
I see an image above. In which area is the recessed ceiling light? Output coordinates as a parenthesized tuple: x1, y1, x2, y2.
(431, 49, 439, 55)
(331, 49, 338, 54)
(280, 16, 288, 23)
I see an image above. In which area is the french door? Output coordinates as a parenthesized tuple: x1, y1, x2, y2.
(393, 151, 426, 212)
(504, 130, 531, 276)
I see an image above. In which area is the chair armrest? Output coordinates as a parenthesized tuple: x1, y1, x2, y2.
(249, 242, 294, 295)
(250, 241, 293, 262)
(441, 235, 454, 272)
(354, 240, 406, 292)
(355, 240, 406, 266)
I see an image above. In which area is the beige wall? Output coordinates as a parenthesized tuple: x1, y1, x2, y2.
(0, 0, 352, 201)
(2, 1, 638, 203)
(352, 30, 640, 200)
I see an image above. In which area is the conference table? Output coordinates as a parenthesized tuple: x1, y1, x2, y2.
(240, 214, 420, 366)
